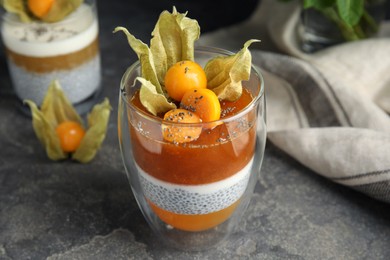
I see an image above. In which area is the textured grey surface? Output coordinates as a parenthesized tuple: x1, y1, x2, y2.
(1, 0, 390, 259)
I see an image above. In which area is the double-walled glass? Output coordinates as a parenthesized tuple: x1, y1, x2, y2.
(1, 0, 101, 114)
(118, 47, 266, 250)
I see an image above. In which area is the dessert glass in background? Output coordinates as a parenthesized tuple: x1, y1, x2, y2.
(118, 47, 266, 250)
(0, 0, 101, 114)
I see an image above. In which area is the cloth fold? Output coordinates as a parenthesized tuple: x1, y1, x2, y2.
(198, 0, 390, 203)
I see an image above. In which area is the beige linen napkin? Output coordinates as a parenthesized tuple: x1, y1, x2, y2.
(198, 0, 390, 203)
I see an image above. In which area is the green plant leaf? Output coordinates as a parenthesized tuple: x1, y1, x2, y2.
(336, 0, 364, 26)
(204, 39, 260, 102)
(304, 0, 335, 9)
(72, 98, 112, 163)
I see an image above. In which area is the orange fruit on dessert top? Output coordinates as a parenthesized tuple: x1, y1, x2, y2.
(28, 0, 54, 18)
(181, 88, 221, 123)
(162, 108, 202, 143)
(164, 60, 207, 101)
(55, 121, 85, 153)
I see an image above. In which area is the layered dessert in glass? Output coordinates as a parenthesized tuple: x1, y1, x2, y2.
(119, 49, 266, 249)
(1, 0, 101, 111)
(117, 8, 266, 250)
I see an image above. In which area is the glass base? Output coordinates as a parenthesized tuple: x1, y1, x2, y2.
(159, 223, 231, 251)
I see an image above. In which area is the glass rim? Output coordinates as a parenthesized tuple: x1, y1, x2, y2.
(120, 46, 265, 126)
(1, 0, 97, 26)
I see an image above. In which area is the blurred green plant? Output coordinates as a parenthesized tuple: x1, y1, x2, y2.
(284, 0, 383, 41)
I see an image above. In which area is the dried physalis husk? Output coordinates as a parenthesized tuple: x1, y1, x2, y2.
(113, 26, 175, 116)
(113, 27, 164, 95)
(113, 7, 200, 115)
(41, 0, 83, 23)
(24, 80, 111, 163)
(136, 77, 176, 116)
(150, 6, 200, 84)
(72, 97, 111, 163)
(204, 39, 260, 101)
(1, 0, 31, 22)
(1, 0, 83, 23)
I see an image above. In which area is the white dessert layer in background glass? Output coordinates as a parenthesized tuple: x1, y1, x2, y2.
(138, 157, 254, 215)
(7, 56, 101, 105)
(1, 3, 101, 105)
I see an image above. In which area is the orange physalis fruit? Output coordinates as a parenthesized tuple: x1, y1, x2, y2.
(180, 88, 221, 122)
(162, 108, 202, 143)
(164, 60, 207, 101)
(55, 121, 85, 153)
(28, 0, 54, 18)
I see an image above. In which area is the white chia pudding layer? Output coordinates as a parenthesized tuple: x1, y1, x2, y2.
(138, 157, 253, 215)
(8, 54, 101, 104)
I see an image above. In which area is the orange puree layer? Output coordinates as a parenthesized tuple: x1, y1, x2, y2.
(129, 87, 256, 185)
(5, 37, 99, 73)
(148, 199, 240, 232)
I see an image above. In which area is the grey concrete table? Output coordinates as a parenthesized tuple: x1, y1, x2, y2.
(1, 1, 389, 259)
